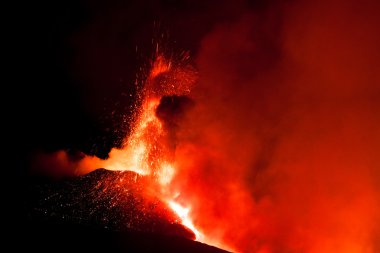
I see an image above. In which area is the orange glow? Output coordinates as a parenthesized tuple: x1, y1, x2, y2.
(156, 162, 175, 185)
(103, 98, 163, 175)
(168, 201, 202, 240)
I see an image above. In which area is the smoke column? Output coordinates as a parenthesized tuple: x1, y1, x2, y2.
(171, 0, 380, 252)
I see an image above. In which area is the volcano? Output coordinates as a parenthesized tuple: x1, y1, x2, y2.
(25, 168, 230, 253)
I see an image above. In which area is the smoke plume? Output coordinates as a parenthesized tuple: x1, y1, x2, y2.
(171, 0, 380, 252)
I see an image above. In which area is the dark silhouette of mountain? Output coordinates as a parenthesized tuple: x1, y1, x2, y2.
(25, 168, 230, 252)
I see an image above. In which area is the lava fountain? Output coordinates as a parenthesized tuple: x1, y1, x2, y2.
(97, 50, 206, 243)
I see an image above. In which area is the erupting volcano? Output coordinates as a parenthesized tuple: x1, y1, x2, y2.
(23, 0, 380, 252)
(27, 50, 231, 251)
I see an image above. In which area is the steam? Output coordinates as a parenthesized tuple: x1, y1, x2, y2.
(32, 150, 105, 178)
(172, 0, 380, 252)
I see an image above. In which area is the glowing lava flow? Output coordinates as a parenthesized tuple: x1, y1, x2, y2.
(169, 201, 202, 240)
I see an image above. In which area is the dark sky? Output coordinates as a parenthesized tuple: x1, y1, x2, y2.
(15, 0, 270, 160)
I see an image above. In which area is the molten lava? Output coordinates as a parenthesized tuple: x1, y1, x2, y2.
(169, 201, 202, 240)
(92, 52, 209, 244)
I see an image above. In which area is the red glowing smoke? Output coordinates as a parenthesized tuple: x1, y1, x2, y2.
(171, 1, 380, 252)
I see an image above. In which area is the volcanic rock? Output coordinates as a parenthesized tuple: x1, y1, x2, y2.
(26, 168, 194, 239)
(25, 169, 231, 252)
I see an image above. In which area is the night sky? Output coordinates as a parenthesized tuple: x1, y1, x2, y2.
(11, 0, 380, 252)
(17, 0, 268, 160)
